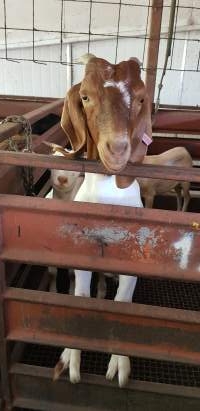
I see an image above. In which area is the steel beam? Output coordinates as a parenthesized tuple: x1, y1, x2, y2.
(0, 195, 199, 280)
(9, 363, 200, 410)
(148, 136, 200, 159)
(0, 99, 63, 140)
(0, 150, 199, 182)
(153, 108, 200, 134)
(0, 95, 57, 118)
(3, 288, 200, 365)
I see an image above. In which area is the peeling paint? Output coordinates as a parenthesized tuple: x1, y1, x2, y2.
(58, 224, 132, 244)
(135, 227, 158, 249)
(173, 232, 194, 270)
(82, 227, 132, 243)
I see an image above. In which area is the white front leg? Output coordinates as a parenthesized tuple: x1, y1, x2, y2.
(54, 270, 92, 383)
(106, 274, 137, 387)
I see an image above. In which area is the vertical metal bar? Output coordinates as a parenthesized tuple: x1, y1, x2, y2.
(0, 260, 12, 409)
(66, 43, 72, 89)
(145, 0, 163, 104)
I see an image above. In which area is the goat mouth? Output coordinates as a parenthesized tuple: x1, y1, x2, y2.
(98, 145, 130, 173)
(99, 151, 128, 173)
(53, 183, 74, 191)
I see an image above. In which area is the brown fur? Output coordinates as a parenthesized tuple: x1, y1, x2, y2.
(53, 55, 152, 177)
(138, 147, 192, 211)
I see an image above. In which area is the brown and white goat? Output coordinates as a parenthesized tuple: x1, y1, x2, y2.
(138, 147, 192, 211)
(53, 54, 152, 387)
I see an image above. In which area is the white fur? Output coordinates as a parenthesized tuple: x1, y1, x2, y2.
(47, 150, 80, 293)
(51, 151, 79, 199)
(58, 173, 143, 387)
(104, 80, 131, 108)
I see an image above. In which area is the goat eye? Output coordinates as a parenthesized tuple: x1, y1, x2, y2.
(81, 95, 89, 102)
(140, 98, 144, 104)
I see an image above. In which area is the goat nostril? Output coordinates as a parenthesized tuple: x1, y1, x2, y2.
(57, 176, 68, 185)
(106, 141, 111, 152)
(122, 142, 128, 152)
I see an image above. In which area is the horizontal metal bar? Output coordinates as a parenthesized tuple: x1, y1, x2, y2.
(0, 150, 199, 182)
(149, 136, 200, 160)
(0, 195, 200, 281)
(153, 109, 200, 134)
(4, 288, 200, 365)
(0, 95, 57, 118)
(0, 99, 63, 139)
(10, 363, 200, 402)
(0, 124, 66, 195)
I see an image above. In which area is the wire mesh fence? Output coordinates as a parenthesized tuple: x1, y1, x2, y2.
(0, 0, 199, 102)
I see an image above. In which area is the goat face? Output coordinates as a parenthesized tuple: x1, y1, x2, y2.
(61, 55, 152, 173)
(51, 151, 79, 193)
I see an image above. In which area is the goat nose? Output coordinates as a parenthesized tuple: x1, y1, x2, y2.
(106, 140, 128, 154)
(57, 176, 68, 185)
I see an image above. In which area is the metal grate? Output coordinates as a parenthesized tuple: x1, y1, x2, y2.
(12, 264, 200, 389)
(133, 277, 200, 311)
(11, 267, 200, 312)
(103, 276, 200, 312)
(20, 343, 200, 388)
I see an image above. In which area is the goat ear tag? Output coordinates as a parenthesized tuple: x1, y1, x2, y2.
(142, 133, 152, 146)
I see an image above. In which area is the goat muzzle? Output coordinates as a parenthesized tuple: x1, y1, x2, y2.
(106, 140, 128, 156)
(98, 140, 131, 172)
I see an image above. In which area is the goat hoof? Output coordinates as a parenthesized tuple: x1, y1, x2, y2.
(106, 354, 118, 381)
(53, 348, 81, 384)
(53, 359, 66, 381)
(106, 355, 130, 388)
(118, 356, 131, 388)
(70, 368, 81, 384)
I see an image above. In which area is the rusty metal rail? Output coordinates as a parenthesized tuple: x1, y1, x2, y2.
(0, 98, 63, 140)
(0, 97, 200, 409)
(4, 287, 200, 365)
(0, 194, 199, 280)
(0, 150, 199, 182)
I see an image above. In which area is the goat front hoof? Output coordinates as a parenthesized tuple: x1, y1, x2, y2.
(106, 355, 131, 388)
(53, 348, 81, 384)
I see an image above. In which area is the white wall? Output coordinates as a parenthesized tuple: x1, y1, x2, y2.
(0, 0, 199, 105)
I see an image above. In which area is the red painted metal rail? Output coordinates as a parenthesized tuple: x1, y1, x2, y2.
(4, 287, 200, 365)
(0, 195, 199, 280)
(0, 150, 199, 182)
(0, 98, 63, 140)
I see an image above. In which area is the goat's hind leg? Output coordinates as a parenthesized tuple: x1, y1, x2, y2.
(54, 270, 92, 383)
(174, 184, 182, 211)
(182, 183, 191, 212)
(106, 274, 137, 387)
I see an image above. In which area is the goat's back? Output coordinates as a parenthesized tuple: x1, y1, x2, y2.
(143, 147, 192, 167)
(138, 147, 192, 196)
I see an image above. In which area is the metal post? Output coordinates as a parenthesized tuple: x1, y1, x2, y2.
(0, 261, 12, 409)
(146, 0, 163, 104)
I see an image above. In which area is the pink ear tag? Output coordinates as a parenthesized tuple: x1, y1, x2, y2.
(142, 132, 152, 146)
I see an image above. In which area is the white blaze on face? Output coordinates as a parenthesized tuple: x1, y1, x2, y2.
(104, 80, 131, 108)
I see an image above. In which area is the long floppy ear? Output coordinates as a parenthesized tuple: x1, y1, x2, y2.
(61, 83, 88, 157)
(130, 94, 152, 164)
